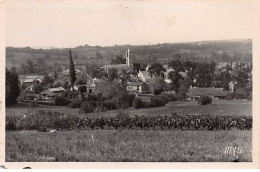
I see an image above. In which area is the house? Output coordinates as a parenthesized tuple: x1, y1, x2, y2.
(21, 78, 36, 88)
(186, 87, 230, 100)
(73, 83, 96, 94)
(138, 71, 151, 83)
(127, 82, 148, 94)
(41, 86, 66, 97)
(62, 69, 82, 76)
(100, 64, 129, 73)
(19, 75, 44, 87)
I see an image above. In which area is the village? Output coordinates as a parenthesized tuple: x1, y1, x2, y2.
(13, 47, 251, 112)
(4, 0, 257, 163)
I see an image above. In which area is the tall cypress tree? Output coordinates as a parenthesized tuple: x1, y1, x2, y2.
(69, 50, 76, 98)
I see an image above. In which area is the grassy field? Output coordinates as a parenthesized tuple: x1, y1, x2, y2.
(6, 130, 252, 162)
(5, 100, 252, 162)
(6, 100, 252, 118)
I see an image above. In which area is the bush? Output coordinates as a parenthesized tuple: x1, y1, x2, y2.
(103, 100, 117, 110)
(150, 97, 166, 107)
(132, 98, 143, 109)
(5, 116, 17, 130)
(159, 93, 177, 104)
(93, 105, 106, 112)
(80, 102, 94, 113)
(67, 100, 81, 109)
(54, 96, 71, 106)
(198, 96, 212, 105)
(112, 91, 135, 109)
(225, 92, 236, 100)
(29, 101, 38, 108)
(153, 88, 163, 95)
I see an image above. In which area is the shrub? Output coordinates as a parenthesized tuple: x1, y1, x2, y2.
(225, 92, 236, 100)
(94, 105, 106, 112)
(159, 93, 177, 104)
(29, 101, 38, 108)
(80, 102, 94, 113)
(103, 100, 117, 110)
(168, 94, 177, 103)
(112, 91, 135, 109)
(54, 96, 71, 106)
(132, 98, 143, 109)
(5, 116, 17, 130)
(198, 96, 212, 105)
(150, 97, 166, 107)
(153, 88, 163, 95)
(235, 87, 247, 99)
(67, 100, 81, 109)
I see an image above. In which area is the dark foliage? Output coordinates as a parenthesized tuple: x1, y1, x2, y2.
(6, 111, 252, 131)
(132, 98, 143, 109)
(103, 100, 117, 110)
(54, 96, 71, 106)
(69, 50, 76, 96)
(153, 88, 164, 95)
(67, 100, 81, 109)
(29, 101, 39, 108)
(80, 102, 95, 113)
(6, 68, 20, 106)
(150, 97, 166, 107)
(198, 96, 212, 105)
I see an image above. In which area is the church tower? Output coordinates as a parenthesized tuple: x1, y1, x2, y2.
(126, 49, 134, 70)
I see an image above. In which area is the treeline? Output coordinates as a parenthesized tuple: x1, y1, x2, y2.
(6, 39, 252, 63)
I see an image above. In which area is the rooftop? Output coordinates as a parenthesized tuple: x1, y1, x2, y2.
(100, 64, 128, 68)
(127, 82, 144, 86)
(62, 69, 82, 76)
(138, 71, 151, 78)
(187, 87, 230, 97)
(48, 86, 66, 92)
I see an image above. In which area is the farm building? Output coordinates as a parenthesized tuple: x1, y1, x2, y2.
(186, 87, 230, 100)
(19, 75, 44, 88)
(127, 82, 149, 94)
(73, 83, 96, 94)
(41, 86, 66, 97)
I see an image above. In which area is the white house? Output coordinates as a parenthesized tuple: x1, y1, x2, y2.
(138, 71, 151, 83)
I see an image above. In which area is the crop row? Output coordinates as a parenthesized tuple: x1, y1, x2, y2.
(6, 110, 252, 131)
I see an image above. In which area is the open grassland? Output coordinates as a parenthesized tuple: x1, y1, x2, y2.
(6, 100, 252, 118)
(5, 100, 252, 162)
(6, 130, 252, 162)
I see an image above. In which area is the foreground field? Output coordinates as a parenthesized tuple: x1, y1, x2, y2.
(6, 130, 251, 162)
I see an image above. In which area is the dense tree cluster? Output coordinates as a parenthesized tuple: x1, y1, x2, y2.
(6, 68, 20, 106)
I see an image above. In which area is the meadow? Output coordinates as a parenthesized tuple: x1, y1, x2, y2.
(5, 100, 252, 162)
(6, 100, 252, 118)
(6, 130, 251, 162)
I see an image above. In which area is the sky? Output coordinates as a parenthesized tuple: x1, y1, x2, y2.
(5, 0, 256, 48)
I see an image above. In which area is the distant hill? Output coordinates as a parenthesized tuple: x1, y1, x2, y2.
(6, 39, 252, 69)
